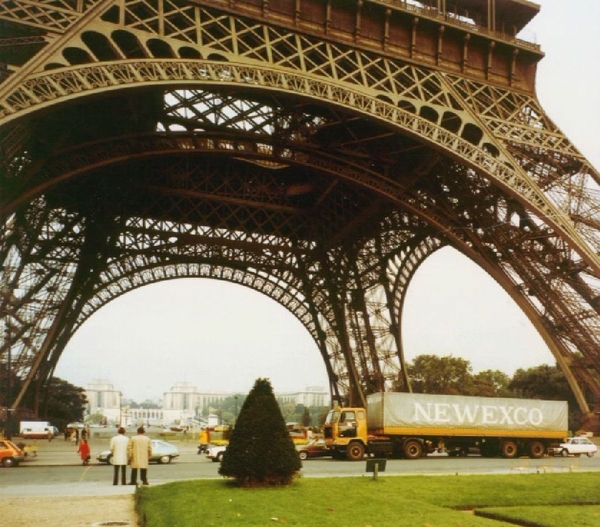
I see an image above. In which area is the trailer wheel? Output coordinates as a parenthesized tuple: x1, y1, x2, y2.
(404, 440, 423, 459)
(528, 441, 545, 459)
(501, 440, 518, 458)
(346, 442, 365, 461)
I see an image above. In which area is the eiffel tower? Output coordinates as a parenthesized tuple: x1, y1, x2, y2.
(1, 0, 599, 432)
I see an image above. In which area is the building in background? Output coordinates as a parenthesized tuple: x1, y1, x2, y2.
(85, 380, 329, 427)
(84, 379, 123, 425)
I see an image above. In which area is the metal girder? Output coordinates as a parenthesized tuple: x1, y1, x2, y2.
(1, 0, 599, 427)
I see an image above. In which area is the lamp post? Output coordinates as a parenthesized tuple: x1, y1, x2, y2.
(4, 321, 12, 439)
(119, 391, 123, 427)
(234, 395, 238, 426)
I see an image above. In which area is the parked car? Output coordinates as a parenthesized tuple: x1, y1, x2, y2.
(548, 436, 597, 457)
(0, 439, 25, 467)
(296, 439, 330, 460)
(97, 439, 180, 464)
(206, 444, 227, 462)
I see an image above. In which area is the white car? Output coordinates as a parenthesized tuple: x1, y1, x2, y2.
(549, 437, 597, 457)
(206, 444, 226, 462)
(97, 439, 180, 464)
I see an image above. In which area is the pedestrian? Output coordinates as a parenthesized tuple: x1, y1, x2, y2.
(110, 426, 129, 485)
(198, 427, 209, 454)
(128, 426, 152, 486)
(77, 437, 91, 465)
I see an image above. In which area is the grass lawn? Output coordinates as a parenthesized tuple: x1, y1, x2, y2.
(135, 472, 600, 527)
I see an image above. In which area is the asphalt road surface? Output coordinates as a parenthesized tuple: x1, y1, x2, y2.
(2, 437, 599, 497)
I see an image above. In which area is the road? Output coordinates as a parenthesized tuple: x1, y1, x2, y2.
(2, 436, 599, 497)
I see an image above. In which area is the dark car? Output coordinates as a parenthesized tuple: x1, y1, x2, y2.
(296, 439, 330, 460)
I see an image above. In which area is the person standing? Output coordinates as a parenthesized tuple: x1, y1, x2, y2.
(128, 426, 152, 486)
(77, 437, 91, 465)
(110, 426, 130, 485)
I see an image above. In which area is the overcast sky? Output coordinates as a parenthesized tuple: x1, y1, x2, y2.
(54, 0, 600, 402)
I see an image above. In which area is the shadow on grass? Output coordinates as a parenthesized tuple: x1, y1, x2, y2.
(476, 504, 600, 527)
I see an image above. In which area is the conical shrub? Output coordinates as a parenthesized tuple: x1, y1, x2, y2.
(219, 378, 301, 486)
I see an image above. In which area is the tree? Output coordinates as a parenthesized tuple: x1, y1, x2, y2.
(301, 406, 311, 428)
(509, 364, 581, 432)
(472, 370, 512, 397)
(219, 378, 301, 486)
(408, 354, 474, 395)
(40, 377, 88, 430)
(2, 376, 87, 433)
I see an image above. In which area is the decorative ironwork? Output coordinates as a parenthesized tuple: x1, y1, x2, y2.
(1, 0, 599, 429)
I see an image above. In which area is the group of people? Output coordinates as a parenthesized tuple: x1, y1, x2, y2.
(76, 426, 153, 486)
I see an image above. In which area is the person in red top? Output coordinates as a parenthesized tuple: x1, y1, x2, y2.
(77, 438, 91, 465)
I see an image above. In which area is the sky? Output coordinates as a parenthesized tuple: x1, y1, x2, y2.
(54, 0, 600, 403)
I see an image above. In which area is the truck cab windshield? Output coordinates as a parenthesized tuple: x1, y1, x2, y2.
(325, 410, 340, 424)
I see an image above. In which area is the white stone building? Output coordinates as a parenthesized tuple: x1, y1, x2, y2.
(85, 380, 329, 426)
(84, 379, 123, 425)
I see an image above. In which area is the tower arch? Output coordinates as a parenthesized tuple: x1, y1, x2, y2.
(1, 0, 599, 429)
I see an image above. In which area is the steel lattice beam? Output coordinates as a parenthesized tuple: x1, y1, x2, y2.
(1, 0, 599, 430)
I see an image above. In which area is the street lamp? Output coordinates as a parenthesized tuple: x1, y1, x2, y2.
(4, 321, 12, 439)
(119, 391, 123, 427)
(234, 395, 238, 426)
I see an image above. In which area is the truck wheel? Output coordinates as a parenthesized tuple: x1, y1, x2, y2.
(346, 442, 365, 461)
(501, 440, 518, 458)
(561, 449, 569, 457)
(528, 441, 545, 459)
(404, 440, 423, 459)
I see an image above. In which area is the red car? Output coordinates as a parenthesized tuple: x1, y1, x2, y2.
(296, 439, 330, 460)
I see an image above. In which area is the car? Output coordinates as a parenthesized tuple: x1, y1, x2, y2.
(296, 439, 330, 460)
(206, 444, 227, 462)
(96, 439, 180, 464)
(548, 436, 597, 457)
(0, 439, 25, 467)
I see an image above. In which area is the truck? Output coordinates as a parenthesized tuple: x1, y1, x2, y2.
(19, 421, 59, 440)
(323, 392, 568, 460)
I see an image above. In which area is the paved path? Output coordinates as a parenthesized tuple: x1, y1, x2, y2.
(3, 434, 201, 526)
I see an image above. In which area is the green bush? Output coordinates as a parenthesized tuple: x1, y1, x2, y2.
(219, 378, 301, 486)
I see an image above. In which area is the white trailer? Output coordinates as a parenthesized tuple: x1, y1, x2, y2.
(324, 392, 568, 460)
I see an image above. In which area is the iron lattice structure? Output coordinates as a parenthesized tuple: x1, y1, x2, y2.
(1, 0, 599, 426)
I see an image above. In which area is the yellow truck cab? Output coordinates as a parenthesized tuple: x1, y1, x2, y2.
(323, 406, 370, 460)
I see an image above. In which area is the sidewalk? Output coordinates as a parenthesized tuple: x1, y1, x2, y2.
(5, 436, 203, 526)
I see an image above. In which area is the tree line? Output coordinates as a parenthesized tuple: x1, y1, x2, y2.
(400, 354, 583, 432)
(1, 354, 585, 435)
